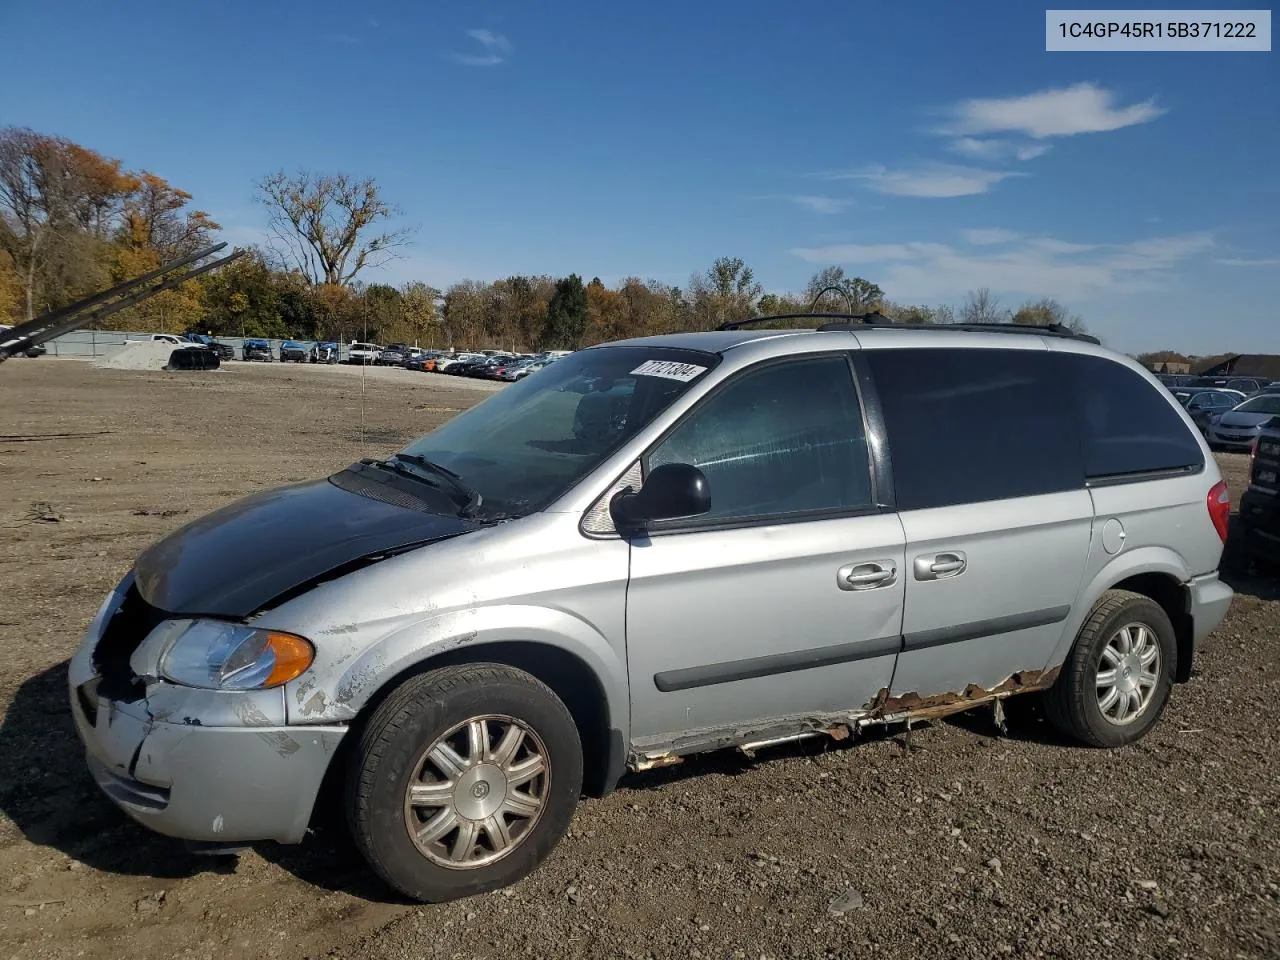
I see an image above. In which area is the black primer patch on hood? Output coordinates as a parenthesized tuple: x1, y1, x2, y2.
(133, 476, 477, 618)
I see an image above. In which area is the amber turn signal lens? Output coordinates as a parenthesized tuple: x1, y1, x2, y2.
(263, 631, 315, 687)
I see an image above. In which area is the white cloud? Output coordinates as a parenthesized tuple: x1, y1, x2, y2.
(818, 163, 1023, 198)
(1025, 237, 1098, 254)
(792, 242, 953, 263)
(755, 194, 854, 214)
(942, 83, 1165, 139)
(948, 138, 1052, 162)
(961, 228, 1020, 246)
(452, 28, 511, 66)
(1214, 257, 1280, 267)
(789, 231, 1213, 299)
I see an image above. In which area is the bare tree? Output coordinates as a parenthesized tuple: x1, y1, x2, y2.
(959, 287, 1010, 324)
(256, 171, 413, 286)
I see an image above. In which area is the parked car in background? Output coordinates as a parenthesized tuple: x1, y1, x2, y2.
(68, 321, 1233, 903)
(463, 356, 510, 378)
(437, 352, 485, 374)
(1239, 418, 1280, 565)
(242, 338, 273, 362)
(405, 351, 443, 371)
(1185, 375, 1270, 395)
(183, 333, 234, 360)
(1155, 373, 1195, 389)
(310, 341, 340, 364)
(402, 347, 428, 367)
(378, 344, 410, 366)
(498, 359, 550, 381)
(280, 340, 308, 363)
(1177, 389, 1246, 433)
(348, 342, 381, 365)
(1205, 394, 1280, 450)
(145, 333, 188, 346)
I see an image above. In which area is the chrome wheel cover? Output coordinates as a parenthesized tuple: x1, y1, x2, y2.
(403, 715, 549, 869)
(1095, 622, 1161, 726)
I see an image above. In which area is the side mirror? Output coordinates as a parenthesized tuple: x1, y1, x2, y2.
(610, 462, 711, 530)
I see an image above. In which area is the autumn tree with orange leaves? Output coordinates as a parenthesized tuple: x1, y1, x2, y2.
(0, 126, 217, 330)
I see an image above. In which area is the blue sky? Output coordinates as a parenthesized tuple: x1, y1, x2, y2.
(2, 0, 1277, 354)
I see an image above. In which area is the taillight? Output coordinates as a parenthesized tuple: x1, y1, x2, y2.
(1207, 480, 1230, 543)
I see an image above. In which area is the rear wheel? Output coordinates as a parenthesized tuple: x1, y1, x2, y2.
(1043, 590, 1175, 747)
(346, 664, 582, 902)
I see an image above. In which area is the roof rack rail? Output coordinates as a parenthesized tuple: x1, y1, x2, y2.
(814, 319, 1100, 344)
(716, 311, 891, 331)
(717, 312, 1099, 344)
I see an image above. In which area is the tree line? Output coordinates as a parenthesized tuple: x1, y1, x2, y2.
(1, 125, 1090, 351)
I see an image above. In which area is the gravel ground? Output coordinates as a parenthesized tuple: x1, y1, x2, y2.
(0, 359, 1276, 960)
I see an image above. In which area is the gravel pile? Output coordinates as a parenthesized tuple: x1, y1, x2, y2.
(92, 340, 200, 371)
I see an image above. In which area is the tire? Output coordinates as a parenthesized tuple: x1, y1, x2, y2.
(1043, 589, 1176, 747)
(346, 663, 583, 902)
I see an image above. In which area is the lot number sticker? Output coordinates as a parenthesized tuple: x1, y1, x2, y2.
(630, 360, 707, 382)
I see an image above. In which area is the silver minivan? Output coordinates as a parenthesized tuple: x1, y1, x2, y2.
(70, 318, 1234, 901)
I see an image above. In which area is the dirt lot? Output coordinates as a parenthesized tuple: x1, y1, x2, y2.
(1, 359, 1277, 960)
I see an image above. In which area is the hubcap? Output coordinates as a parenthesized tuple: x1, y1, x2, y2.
(1095, 622, 1161, 726)
(403, 715, 549, 869)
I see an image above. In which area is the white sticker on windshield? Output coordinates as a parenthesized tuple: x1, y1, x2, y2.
(630, 359, 707, 382)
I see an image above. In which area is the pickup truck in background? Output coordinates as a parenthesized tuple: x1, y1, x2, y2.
(1239, 418, 1280, 567)
(183, 332, 235, 360)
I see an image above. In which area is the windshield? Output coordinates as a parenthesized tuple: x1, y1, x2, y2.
(1235, 396, 1280, 415)
(397, 345, 718, 517)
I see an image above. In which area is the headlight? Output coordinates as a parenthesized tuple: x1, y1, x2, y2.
(160, 620, 314, 690)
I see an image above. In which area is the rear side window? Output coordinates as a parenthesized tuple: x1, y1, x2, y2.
(866, 348, 1082, 511)
(647, 355, 872, 523)
(1057, 353, 1204, 479)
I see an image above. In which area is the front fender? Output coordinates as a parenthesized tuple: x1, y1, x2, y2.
(1047, 545, 1191, 668)
(285, 603, 629, 734)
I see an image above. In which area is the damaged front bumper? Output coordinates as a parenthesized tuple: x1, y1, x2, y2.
(69, 684, 344, 843)
(68, 582, 346, 845)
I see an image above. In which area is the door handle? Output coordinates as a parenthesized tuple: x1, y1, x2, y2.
(837, 560, 898, 591)
(913, 551, 967, 581)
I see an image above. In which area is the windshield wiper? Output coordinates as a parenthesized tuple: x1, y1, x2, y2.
(381, 454, 483, 516)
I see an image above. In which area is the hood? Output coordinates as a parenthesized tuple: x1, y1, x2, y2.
(133, 476, 478, 618)
(1217, 412, 1270, 428)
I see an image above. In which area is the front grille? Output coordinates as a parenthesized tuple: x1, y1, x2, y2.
(92, 583, 165, 702)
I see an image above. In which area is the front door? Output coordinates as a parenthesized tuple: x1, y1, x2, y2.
(624, 354, 905, 750)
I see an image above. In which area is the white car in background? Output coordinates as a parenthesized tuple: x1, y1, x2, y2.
(348, 342, 382, 365)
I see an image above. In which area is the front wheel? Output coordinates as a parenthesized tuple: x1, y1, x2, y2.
(1043, 590, 1176, 747)
(346, 664, 582, 902)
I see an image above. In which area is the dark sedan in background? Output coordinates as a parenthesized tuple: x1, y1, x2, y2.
(280, 340, 309, 363)
(242, 338, 273, 362)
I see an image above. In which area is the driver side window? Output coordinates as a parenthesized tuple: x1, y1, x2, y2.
(647, 355, 873, 524)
